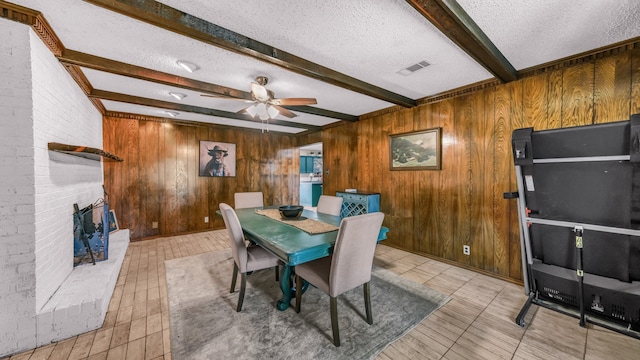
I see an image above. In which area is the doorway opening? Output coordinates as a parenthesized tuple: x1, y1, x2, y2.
(299, 142, 323, 208)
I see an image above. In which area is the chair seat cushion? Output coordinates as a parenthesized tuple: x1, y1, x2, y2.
(245, 245, 280, 272)
(295, 256, 332, 294)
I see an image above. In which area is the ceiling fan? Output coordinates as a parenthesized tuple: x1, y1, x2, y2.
(201, 76, 317, 120)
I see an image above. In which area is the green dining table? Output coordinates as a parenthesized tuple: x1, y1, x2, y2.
(229, 207, 389, 311)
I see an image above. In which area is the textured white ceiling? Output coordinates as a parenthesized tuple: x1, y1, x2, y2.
(8, 0, 640, 133)
(160, 0, 494, 98)
(457, 0, 640, 69)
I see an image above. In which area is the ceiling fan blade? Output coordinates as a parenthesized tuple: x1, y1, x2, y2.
(250, 82, 270, 102)
(271, 97, 317, 106)
(271, 104, 297, 118)
(201, 94, 253, 102)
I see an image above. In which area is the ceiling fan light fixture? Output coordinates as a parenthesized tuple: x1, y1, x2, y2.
(176, 60, 200, 73)
(201, 74, 315, 128)
(245, 104, 258, 117)
(267, 105, 279, 119)
(256, 102, 268, 115)
(168, 92, 187, 100)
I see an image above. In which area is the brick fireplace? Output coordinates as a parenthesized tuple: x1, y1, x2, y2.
(0, 19, 128, 357)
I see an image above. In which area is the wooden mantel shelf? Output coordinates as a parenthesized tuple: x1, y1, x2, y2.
(48, 142, 123, 162)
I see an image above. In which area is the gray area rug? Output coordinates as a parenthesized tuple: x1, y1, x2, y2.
(165, 249, 450, 360)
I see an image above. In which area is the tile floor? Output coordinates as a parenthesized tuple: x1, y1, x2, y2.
(3, 229, 640, 359)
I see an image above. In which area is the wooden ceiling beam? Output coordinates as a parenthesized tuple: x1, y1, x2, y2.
(283, 106, 359, 122)
(89, 89, 321, 131)
(105, 111, 298, 135)
(58, 49, 253, 100)
(58, 49, 358, 121)
(406, 0, 518, 83)
(83, 0, 417, 108)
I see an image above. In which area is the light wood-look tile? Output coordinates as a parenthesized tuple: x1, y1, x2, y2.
(124, 338, 144, 360)
(47, 339, 76, 360)
(513, 307, 587, 360)
(144, 332, 163, 360)
(67, 331, 95, 360)
(109, 323, 131, 350)
(88, 328, 113, 356)
(128, 318, 146, 343)
(146, 313, 162, 335)
(4, 229, 640, 360)
(105, 344, 126, 360)
(85, 352, 106, 360)
(585, 326, 640, 359)
(28, 344, 55, 360)
(6, 350, 33, 360)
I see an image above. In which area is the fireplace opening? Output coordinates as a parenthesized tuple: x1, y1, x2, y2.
(73, 198, 109, 266)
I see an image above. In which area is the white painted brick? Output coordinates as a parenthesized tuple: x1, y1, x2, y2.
(95, 298, 105, 317)
(16, 262, 33, 274)
(14, 274, 35, 293)
(35, 310, 52, 338)
(36, 230, 129, 345)
(0, 225, 18, 237)
(68, 303, 81, 319)
(0, 17, 108, 357)
(7, 252, 35, 265)
(16, 325, 36, 352)
(51, 306, 68, 329)
(28, 30, 103, 313)
(0, 242, 32, 258)
(17, 223, 36, 235)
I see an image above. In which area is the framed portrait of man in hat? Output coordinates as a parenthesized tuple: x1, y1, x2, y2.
(199, 141, 236, 177)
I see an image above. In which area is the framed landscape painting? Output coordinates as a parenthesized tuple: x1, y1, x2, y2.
(389, 128, 442, 170)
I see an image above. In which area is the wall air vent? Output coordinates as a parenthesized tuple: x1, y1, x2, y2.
(397, 60, 430, 76)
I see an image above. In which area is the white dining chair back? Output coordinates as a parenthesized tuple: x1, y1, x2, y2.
(219, 203, 280, 311)
(220, 203, 248, 271)
(329, 212, 384, 296)
(316, 195, 343, 217)
(234, 191, 264, 209)
(294, 211, 385, 346)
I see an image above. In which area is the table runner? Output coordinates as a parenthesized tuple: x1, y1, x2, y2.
(255, 209, 339, 234)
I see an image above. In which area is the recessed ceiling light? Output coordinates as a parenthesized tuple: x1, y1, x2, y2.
(169, 92, 187, 100)
(164, 111, 179, 117)
(176, 60, 200, 72)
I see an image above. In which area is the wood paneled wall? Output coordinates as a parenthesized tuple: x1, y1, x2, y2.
(103, 117, 299, 240)
(304, 48, 640, 282)
(104, 48, 640, 282)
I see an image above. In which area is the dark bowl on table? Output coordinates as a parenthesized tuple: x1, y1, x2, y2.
(279, 205, 304, 219)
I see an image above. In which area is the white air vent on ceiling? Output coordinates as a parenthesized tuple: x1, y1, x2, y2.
(397, 60, 431, 76)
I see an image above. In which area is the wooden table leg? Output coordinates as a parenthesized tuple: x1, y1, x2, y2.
(276, 264, 309, 311)
(276, 264, 293, 310)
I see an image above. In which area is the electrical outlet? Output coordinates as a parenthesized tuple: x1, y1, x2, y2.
(152, 221, 158, 229)
(204, 216, 209, 223)
(463, 245, 470, 256)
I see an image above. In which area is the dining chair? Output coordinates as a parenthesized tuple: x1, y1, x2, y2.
(294, 211, 385, 346)
(316, 195, 343, 217)
(219, 203, 280, 312)
(234, 191, 264, 209)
